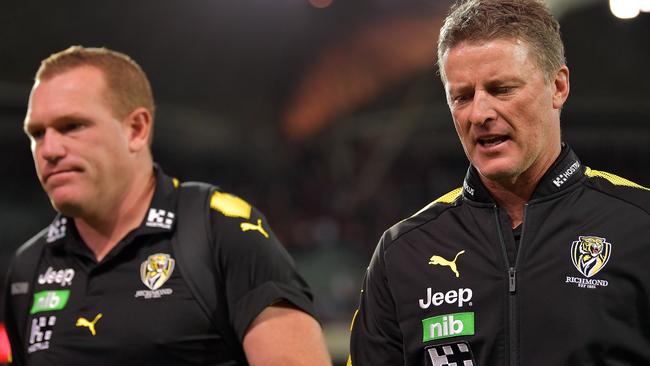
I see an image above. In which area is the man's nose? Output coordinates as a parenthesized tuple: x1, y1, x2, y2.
(39, 129, 66, 163)
(468, 91, 497, 126)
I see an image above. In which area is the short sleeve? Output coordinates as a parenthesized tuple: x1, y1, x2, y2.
(210, 196, 316, 341)
(350, 235, 403, 365)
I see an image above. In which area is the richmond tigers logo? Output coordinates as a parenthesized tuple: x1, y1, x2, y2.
(140, 253, 175, 290)
(571, 236, 612, 278)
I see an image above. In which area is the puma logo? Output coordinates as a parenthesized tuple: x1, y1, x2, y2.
(428, 250, 465, 278)
(240, 219, 269, 238)
(76, 313, 103, 336)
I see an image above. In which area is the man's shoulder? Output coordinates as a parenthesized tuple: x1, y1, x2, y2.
(176, 181, 256, 220)
(178, 184, 274, 247)
(583, 167, 650, 214)
(383, 187, 463, 250)
(207, 189, 257, 220)
(14, 227, 49, 261)
(6, 227, 49, 288)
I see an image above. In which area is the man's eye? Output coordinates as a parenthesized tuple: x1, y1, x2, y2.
(62, 123, 82, 133)
(494, 86, 513, 94)
(454, 95, 470, 103)
(30, 129, 45, 140)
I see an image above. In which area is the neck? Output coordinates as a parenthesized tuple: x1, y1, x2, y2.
(480, 147, 561, 229)
(480, 178, 532, 228)
(75, 168, 156, 262)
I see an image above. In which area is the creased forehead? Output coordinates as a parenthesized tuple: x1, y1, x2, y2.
(442, 39, 538, 87)
(25, 66, 114, 126)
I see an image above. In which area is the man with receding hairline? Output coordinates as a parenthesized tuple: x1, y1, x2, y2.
(349, 0, 650, 365)
(4, 46, 331, 366)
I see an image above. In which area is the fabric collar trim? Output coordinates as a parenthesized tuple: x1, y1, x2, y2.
(461, 144, 584, 203)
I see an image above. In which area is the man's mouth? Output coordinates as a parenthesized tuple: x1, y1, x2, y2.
(45, 169, 81, 183)
(477, 135, 509, 147)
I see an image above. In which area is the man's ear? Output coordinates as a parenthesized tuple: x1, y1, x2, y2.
(124, 107, 152, 152)
(552, 65, 570, 109)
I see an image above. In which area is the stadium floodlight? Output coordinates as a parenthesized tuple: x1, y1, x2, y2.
(609, 0, 640, 19)
(640, 0, 650, 12)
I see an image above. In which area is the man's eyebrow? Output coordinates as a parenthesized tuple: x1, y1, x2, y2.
(447, 83, 474, 95)
(484, 75, 525, 86)
(23, 116, 42, 135)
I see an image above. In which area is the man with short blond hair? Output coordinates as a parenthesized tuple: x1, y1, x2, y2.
(37, 46, 155, 121)
(4, 46, 331, 366)
(349, 0, 650, 364)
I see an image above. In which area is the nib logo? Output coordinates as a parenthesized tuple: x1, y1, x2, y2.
(422, 312, 474, 342)
(30, 290, 70, 314)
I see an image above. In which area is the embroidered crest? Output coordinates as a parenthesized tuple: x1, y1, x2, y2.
(140, 253, 175, 290)
(571, 236, 611, 278)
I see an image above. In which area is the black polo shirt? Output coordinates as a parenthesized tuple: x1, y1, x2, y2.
(15, 168, 315, 366)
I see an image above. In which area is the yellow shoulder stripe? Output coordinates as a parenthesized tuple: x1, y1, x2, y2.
(210, 191, 252, 219)
(434, 187, 463, 204)
(585, 167, 650, 191)
(410, 187, 462, 218)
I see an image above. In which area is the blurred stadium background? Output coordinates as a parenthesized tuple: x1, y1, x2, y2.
(0, 0, 648, 364)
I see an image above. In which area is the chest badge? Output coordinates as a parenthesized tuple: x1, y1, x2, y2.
(425, 341, 476, 366)
(571, 236, 611, 278)
(76, 313, 102, 336)
(140, 253, 176, 290)
(429, 250, 465, 278)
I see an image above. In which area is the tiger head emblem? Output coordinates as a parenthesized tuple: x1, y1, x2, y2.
(571, 236, 611, 278)
(140, 253, 175, 290)
(581, 236, 604, 256)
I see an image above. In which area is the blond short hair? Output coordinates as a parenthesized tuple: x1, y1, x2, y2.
(36, 46, 155, 120)
(437, 0, 565, 83)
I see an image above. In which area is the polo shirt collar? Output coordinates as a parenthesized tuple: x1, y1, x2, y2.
(138, 164, 180, 236)
(462, 143, 585, 204)
(45, 164, 180, 253)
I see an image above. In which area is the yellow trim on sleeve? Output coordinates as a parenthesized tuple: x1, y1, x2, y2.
(346, 309, 360, 366)
(585, 167, 650, 191)
(210, 191, 252, 219)
(349, 309, 359, 332)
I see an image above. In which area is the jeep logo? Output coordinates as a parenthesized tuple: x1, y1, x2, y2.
(419, 288, 473, 309)
(37, 267, 75, 288)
